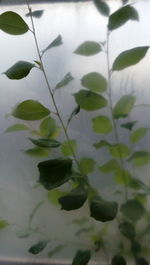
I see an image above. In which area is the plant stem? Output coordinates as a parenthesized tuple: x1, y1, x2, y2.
(106, 29, 128, 201)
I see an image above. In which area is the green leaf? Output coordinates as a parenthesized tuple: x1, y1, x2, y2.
(24, 147, 49, 157)
(48, 245, 64, 258)
(55, 72, 74, 90)
(108, 5, 139, 31)
(61, 140, 77, 157)
(128, 178, 145, 190)
(42, 35, 63, 54)
(130, 128, 148, 143)
(113, 95, 136, 119)
(92, 115, 112, 134)
(114, 170, 131, 185)
(16, 227, 34, 238)
(0, 220, 9, 230)
(74, 90, 107, 111)
(76, 226, 94, 236)
(29, 138, 61, 148)
(111, 255, 126, 265)
(93, 0, 110, 16)
(29, 201, 44, 225)
(74, 41, 101, 56)
(128, 151, 150, 166)
(29, 240, 49, 255)
(71, 250, 91, 265)
(47, 189, 68, 206)
(90, 196, 118, 222)
(72, 217, 89, 226)
(12, 100, 50, 120)
(112, 47, 149, 71)
(109, 143, 131, 158)
(99, 160, 120, 173)
(26, 10, 44, 18)
(5, 123, 29, 133)
(81, 72, 107, 93)
(79, 158, 95, 175)
(119, 221, 136, 239)
(58, 187, 88, 211)
(40, 117, 56, 137)
(136, 257, 149, 265)
(121, 199, 145, 222)
(67, 105, 80, 126)
(93, 140, 111, 149)
(121, 121, 137, 130)
(4, 61, 35, 80)
(0, 11, 29, 35)
(131, 241, 141, 255)
(38, 158, 72, 190)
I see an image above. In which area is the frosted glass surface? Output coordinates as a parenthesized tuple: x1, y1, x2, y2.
(0, 0, 150, 263)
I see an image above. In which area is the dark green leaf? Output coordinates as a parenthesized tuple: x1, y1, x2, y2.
(55, 72, 74, 90)
(29, 240, 49, 255)
(47, 189, 67, 206)
(136, 257, 149, 265)
(67, 105, 80, 126)
(90, 196, 118, 222)
(108, 5, 139, 31)
(26, 10, 44, 18)
(112, 47, 149, 71)
(71, 250, 91, 265)
(119, 221, 135, 239)
(48, 245, 64, 258)
(109, 143, 131, 158)
(58, 187, 88, 211)
(93, 140, 111, 149)
(4, 61, 35, 80)
(111, 255, 126, 265)
(81, 72, 107, 93)
(92, 115, 112, 134)
(113, 95, 136, 118)
(131, 241, 141, 255)
(121, 199, 145, 222)
(61, 140, 77, 156)
(24, 147, 49, 157)
(100, 160, 120, 173)
(12, 100, 50, 120)
(0, 11, 29, 35)
(74, 90, 107, 111)
(74, 41, 101, 56)
(130, 128, 148, 143)
(128, 151, 150, 166)
(38, 158, 72, 190)
(5, 123, 29, 133)
(93, 0, 110, 16)
(42, 35, 63, 54)
(29, 138, 61, 148)
(129, 178, 146, 190)
(79, 157, 95, 175)
(120, 121, 137, 130)
(40, 117, 56, 137)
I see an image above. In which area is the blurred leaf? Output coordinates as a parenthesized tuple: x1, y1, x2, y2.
(48, 245, 64, 258)
(0, 220, 9, 230)
(120, 121, 137, 130)
(71, 250, 91, 265)
(121, 199, 145, 222)
(81, 72, 107, 93)
(42, 35, 63, 54)
(29, 201, 44, 225)
(74, 90, 107, 111)
(130, 128, 148, 143)
(109, 143, 131, 158)
(111, 255, 126, 265)
(29, 240, 49, 255)
(136, 257, 149, 265)
(108, 5, 139, 31)
(79, 157, 95, 175)
(12, 100, 50, 120)
(5, 123, 29, 133)
(74, 41, 101, 56)
(38, 158, 72, 190)
(93, 140, 111, 149)
(100, 159, 120, 173)
(24, 147, 49, 157)
(26, 10, 44, 18)
(4, 61, 35, 80)
(61, 140, 77, 157)
(92, 115, 112, 134)
(128, 151, 150, 167)
(29, 138, 61, 148)
(113, 95, 136, 118)
(40, 117, 56, 137)
(67, 105, 80, 126)
(76, 226, 94, 236)
(0, 11, 29, 35)
(47, 189, 68, 206)
(119, 221, 136, 239)
(16, 227, 34, 238)
(114, 170, 131, 185)
(72, 217, 89, 226)
(55, 72, 74, 90)
(93, 0, 110, 16)
(112, 47, 149, 71)
(131, 241, 141, 255)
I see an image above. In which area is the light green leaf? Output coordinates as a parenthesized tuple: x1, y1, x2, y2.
(121, 121, 137, 130)
(119, 221, 136, 239)
(29, 240, 49, 255)
(74, 90, 107, 111)
(112, 47, 149, 71)
(55, 72, 73, 90)
(79, 158, 95, 175)
(90, 196, 118, 222)
(130, 128, 148, 143)
(61, 140, 77, 157)
(93, 0, 110, 16)
(29, 138, 61, 148)
(108, 5, 139, 31)
(92, 115, 112, 134)
(4, 61, 35, 80)
(128, 151, 150, 166)
(42, 35, 63, 54)
(121, 199, 145, 222)
(26, 10, 44, 18)
(71, 250, 91, 265)
(40, 117, 56, 137)
(99, 159, 120, 173)
(74, 41, 101, 56)
(93, 140, 111, 149)
(109, 143, 131, 158)
(5, 123, 29, 133)
(0, 11, 29, 35)
(0, 220, 9, 230)
(24, 147, 49, 157)
(47, 189, 68, 206)
(72, 217, 89, 226)
(114, 170, 131, 185)
(113, 95, 136, 119)
(111, 255, 127, 265)
(12, 100, 50, 120)
(67, 105, 80, 126)
(81, 72, 107, 93)
(38, 158, 72, 190)
(48, 245, 64, 258)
